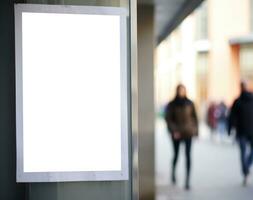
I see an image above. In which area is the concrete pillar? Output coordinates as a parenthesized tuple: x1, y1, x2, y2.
(137, 5, 155, 200)
(229, 44, 241, 102)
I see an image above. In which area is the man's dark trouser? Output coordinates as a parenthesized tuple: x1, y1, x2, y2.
(172, 138, 192, 184)
(238, 137, 253, 176)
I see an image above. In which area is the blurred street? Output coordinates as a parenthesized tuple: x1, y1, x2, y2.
(156, 119, 253, 200)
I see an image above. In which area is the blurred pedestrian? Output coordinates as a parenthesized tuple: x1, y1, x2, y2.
(228, 81, 253, 186)
(217, 101, 228, 138)
(207, 102, 218, 134)
(164, 84, 198, 190)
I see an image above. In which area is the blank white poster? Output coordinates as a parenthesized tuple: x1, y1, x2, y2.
(21, 12, 122, 173)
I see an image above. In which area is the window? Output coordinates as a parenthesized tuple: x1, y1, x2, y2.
(195, 1, 208, 40)
(240, 44, 253, 85)
(251, 0, 253, 32)
(196, 52, 208, 118)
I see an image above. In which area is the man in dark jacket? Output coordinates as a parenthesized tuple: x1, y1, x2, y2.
(228, 81, 253, 185)
(164, 84, 198, 190)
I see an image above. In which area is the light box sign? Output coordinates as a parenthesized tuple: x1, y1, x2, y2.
(15, 4, 129, 182)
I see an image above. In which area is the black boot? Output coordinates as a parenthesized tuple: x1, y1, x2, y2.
(171, 171, 176, 185)
(185, 176, 190, 190)
(243, 174, 248, 186)
(185, 182, 190, 190)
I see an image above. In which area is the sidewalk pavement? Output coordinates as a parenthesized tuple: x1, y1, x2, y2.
(155, 119, 253, 200)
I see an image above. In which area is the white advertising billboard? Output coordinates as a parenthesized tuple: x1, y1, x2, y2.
(15, 4, 128, 182)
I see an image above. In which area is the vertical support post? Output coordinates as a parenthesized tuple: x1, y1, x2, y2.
(137, 5, 155, 200)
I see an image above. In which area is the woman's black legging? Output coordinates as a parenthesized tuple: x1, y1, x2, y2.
(172, 138, 192, 183)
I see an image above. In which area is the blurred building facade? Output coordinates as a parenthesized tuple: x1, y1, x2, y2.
(156, 0, 253, 119)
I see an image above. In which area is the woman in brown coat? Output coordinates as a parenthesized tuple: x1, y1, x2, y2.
(164, 84, 198, 190)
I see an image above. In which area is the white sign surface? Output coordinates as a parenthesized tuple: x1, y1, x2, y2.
(15, 4, 128, 182)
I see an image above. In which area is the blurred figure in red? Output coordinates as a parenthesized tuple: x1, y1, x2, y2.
(207, 102, 218, 134)
(164, 84, 198, 190)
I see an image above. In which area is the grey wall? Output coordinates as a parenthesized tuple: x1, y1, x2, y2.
(137, 5, 155, 200)
(0, 0, 27, 199)
(28, 182, 131, 200)
(0, 1, 134, 200)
